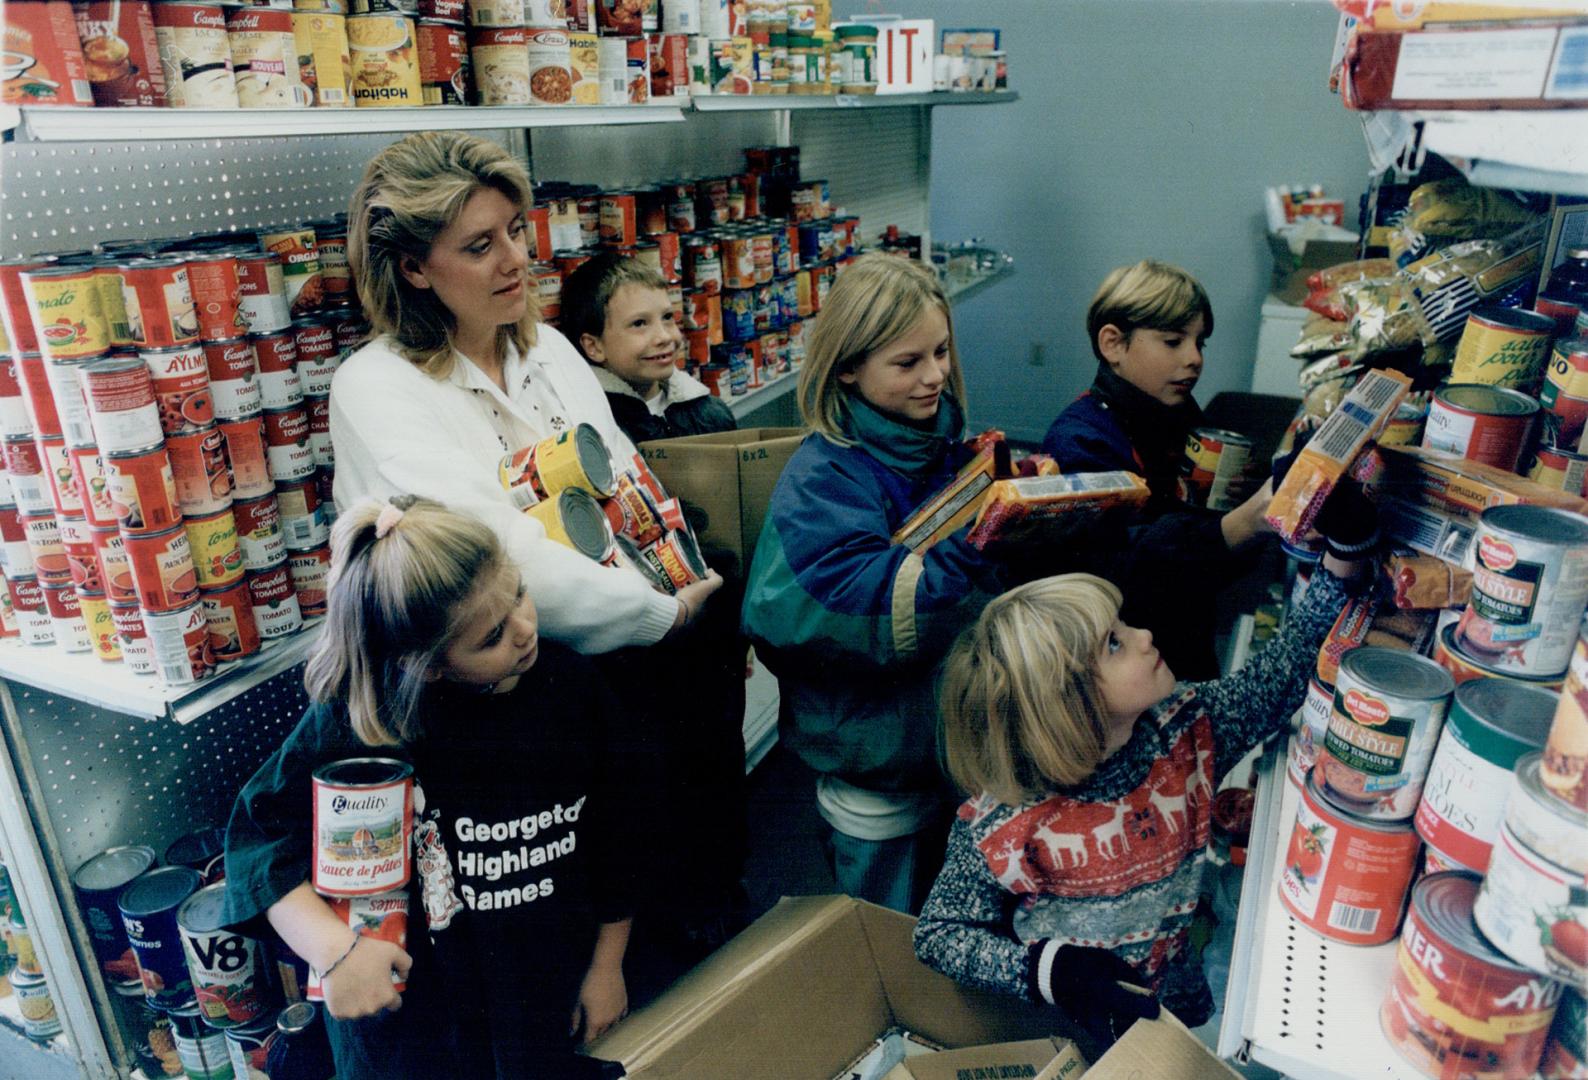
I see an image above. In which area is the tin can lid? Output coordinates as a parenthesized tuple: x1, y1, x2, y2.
(556, 488, 616, 562)
(1338, 646, 1454, 703)
(1305, 766, 1416, 835)
(175, 881, 232, 935)
(1450, 678, 1556, 759)
(223, 1015, 279, 1040)
(118, 866, 202, 919)
(7, 968, 46, 988)
(1506, 752, 1588, 874)
(1480, 503, 1588, 545)
(311, 756, 413, 788)
(278, 1000, 319, 1035)
(1437, 383, 1540, 418)
(73, 845, 157, 894)
(110, 978, 149, 999)
(164, 826, 226, 873)
(1469, 305, 1556, 335)
(82, 354, 149, 376)
(1191, 427, 1254, 445)
(117, 255, 189, 270)
(571, 423, 616, 497)
(1411, 871, 1529, 973)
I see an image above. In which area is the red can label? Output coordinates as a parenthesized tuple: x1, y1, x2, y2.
(38, 433, 82, 517)
(233, 495, 285, 570)
(74, 0, 168, 107)
(165, 426, 232, 517)
(306, 892, 408, 999)
(262, 407, 315, 483)
(43, 354, 96, 448)
(417, 20, 468, 105)
(4, 435, 51, 515)
(2, 0, 93, 106)
(292, 320, 337, 396)
(218, 414, 273, 500)
(235, 255, 291, 335)
(246, 563, 303, 639)
(184, 509, 244, 589)
(124, 526, 199, 612)
(0, 356, 31, 438)
(142, 599, 212, 685)
(40, 582, 91, 652)
(22, 512, 69, 586)
(92, 527, 137, 604)
(82, 359, 164, 454)
(120, 261, 199, 348)
(68, 445, 117, 530)
(61, 516, 101, 592)
(110, 601, 155, 675)
(202, 338, 261, 419)
(184, 255, 248, 342)
(105, 448, 181, 534)
(286, 544, 330, 617)
(200, 580, 260, 663)
(15, 352, 63, 439)
(254, 330, 302, 410)
(275, 477, 327, 550)
(142, 345, 214, 434)
(311, 761, 412, 896)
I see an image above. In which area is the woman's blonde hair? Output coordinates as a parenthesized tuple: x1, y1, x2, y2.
(1087, 259, 1213, 364)
(348, 132, 539, 378)
(797, 253, 966, 443)
(940, 574, 1123, 804)
(303, 495, 510, 746)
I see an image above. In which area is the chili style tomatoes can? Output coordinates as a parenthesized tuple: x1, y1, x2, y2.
(311, 758, 413, 897)
(1459, 506, 1588, 680)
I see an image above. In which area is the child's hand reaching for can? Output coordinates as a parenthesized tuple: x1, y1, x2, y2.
(322, 936, 411, 1020)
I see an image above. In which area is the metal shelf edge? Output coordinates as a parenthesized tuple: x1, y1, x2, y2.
(692, 90, 1018, 111)
(942, 265, 1015, 305)
(727, 368, 799, 419)
(1219, 741, 1286, 1061)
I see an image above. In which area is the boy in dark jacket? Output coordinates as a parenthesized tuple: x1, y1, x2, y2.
(1040, 260, 1274, 680)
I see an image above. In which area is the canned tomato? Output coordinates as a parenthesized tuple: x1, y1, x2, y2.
(305, 891, 408, 1000)
(1182, 427, 1254, 512)
(15, 352, 63, 439)
(236, 252, 292, 334)
(179, 882, 268, 1029)
(312, 758, 413, 896)
(119, 257, 199, 348)
(259, 228, 323, 318)
(228, 6, 309, 107)
(217, 413, 272, 500)
(201, 338, 260, 419)
(1422, 383, 1540, 473)
(37, 432, 81, 516)
(0, 259, 53, 355)
(1278, 766, 1420, 945)
(91, 526, 135, 603)
(252, 327, 301, 410)
(233, 494, 285, 570)
(262, 406, 315, 483)
(286, 542, 330, 616)
(105, 446, 180, 533)
(119, 865, 203, 1008)
(7, 574, 52, 646)
(8, 970, 62, 1043)
(1432, 621, 1566, 693)
(225, 1019, 278, 1079)
(1458, 505, 1588, 678)
(471, 26, 533, 106)
(184, 509, 243, 589)
(1318, 647, 1454, 821)
(153, 2, 240, 108)
(527, 26, 573, 104)
(1545, 631, 1588, 811)
(166, 1001, 230, 1078)
(1414, 678, 1556, 873)
(124, 525, 198, 612)
(22, 266, 109, 361)
(525, 488, 612, 559)
(144, 598, 212, 683)
(22, 511, 68, 586)
(142, 343, 213, 435)
(641, 529, 703, 593)
(110, 599, 155, 674)
(499, 424, 616, 507)
(5, 0, 92, 107)
(41, 581, 91, 651)
(292, 318, 338, 395)
(1542, 988, 1588, 1078)
(246, 561, 303, 638)
(0, 502, 33, 576)
(166, 425, 232, 516)
(347, 13, 422, 106)
(81, 356, 163, 454)
(1452, 306, 1558, 392)
(1384, 872, 1563, 1079)
(292, 9, 356, 108)
(417, 19, 468, 104)
(182, 252, 248, 341)
(306, 395, 333, 469)
(1475, 815, 1587, 990)
(72, 845, 158, 981)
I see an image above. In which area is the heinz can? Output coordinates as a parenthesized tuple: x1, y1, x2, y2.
(227, 6, 310, 108)
(1183, 427, 1253, 512)
(498, 423, 615, 506)
(184, 509, 243, 589)
(1452, 306, 1559, 392)
(143, 598, 212, 684)
(119, 256, 200, 348)
(1414, 678, 1556, 873)
(200, 579, 260, 661)
(105, 447, 180, 533)
(91, 526, 135, 603)
(22, 266, 109, 361)
(235, 252, 292, 334)
(1317, 647, 1455, 821)
(1278, 767, 1419, 945)
(201, 338, 260, 419)
(81, 356, 163, 453)
(259, 228, 323, 319)
(305, 891, 409, 1000)
(1545, 631, 1588, 811)
(124, 524, 199, 612)
(1383, 872, 1563, 1079)
(285, 542, 330, 616)
(182, 253, 248, 342)
(312, 758, 413, 896)
(153, 2, 240, 108)
(177, 883, 266, 1029)
(347, 13, 423, 107)
(22, 510, 68, 585)
(246, 561, 303, 638)
(417, 19, 469, 104)
(292, 10, 355, 108)
(166, 425, 233, 516)
(1458, 505, 1588, 679)
(119, 866, 203, 1008)
(110, 600, 155, 674)
(72, 845, 158, 982)
(1422, 384, 1540, 473)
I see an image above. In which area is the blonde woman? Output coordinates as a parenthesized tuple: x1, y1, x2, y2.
(331, 131, 720, 653)
(740, 254, 1008, 913)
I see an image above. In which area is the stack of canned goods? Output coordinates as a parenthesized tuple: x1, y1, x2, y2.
(0, 222, 354, 685)
(2, 857, 67, 1045)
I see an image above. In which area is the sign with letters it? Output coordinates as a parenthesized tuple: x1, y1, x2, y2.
(875, 18, 933, 94)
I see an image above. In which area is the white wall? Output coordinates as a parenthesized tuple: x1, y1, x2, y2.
(835, 0, 1373, 442)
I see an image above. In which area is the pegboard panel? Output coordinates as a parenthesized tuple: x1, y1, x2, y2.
(527, 110, 779, 187)
(792, 107, 928, 246)
(0, 131, 519, 257)
(6, 667, 310, 873)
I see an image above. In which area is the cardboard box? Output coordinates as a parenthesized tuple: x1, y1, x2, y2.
(881, 1037, 1086, 1080)
(637, 427, 804, 581)
(1342, 21, 1588, 110)
(1266, 232, 1361, 304)
(588, 895, 1241, 1080)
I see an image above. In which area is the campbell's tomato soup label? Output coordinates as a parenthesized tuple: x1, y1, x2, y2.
(1459, 506, 1588, 679)
(245, 564, 302, 639)
(312, 758, 413, 897)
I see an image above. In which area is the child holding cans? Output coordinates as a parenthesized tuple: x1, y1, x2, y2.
(1040, 260, 1276, 680)
(223, 495, 647, 1080)
(911, 484, 1377, 1050)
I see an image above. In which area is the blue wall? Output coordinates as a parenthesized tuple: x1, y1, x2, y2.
(836, 0, 1373, 441)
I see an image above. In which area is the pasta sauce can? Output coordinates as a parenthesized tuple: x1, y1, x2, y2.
(305, 892, 408, 999)
(1458, 506, 1588, 679)
(311, 758, 413, 896)
(1422, 384, 1540, 473)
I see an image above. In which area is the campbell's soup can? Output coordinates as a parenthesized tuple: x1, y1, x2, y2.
(252, 328, 301, 409)
(119, 866, 203, 1008)
(1452, 306, 1558, 393)
(1183, 427, 1253, 512)
(22, 266, 109, 361)
(292, 317, 338, 396)
(41, 580, 91, 651)
(81, 356, 164, 454)
(1422, 383, 1540, 474)
(1458, 505, 1588, 679)
(143, 598, 212, 684)
(260, 228, 323, 319)
(1414, 678, 1556, 873)
(306, 891, 408, 1000)
(184, 508, 243, 589)
(7, 574, 53, 646)
(110, 599, 155, 674)
(1544, 631, 1588, 811)
(347, 13, 422, 106)
(124, 525, 198, 612)
(177, 883, 266, 1029)
(1279, 767, 1419, 946)
(22, 510, 68, 585)
(235, 252, 292, 334)
(1384, 872, 1563, 1079)
(330, 308, 368, 354)
(471, 26, 533, 105)
(286, 542, 330, 616)
(292, 10, 355, 108)
(105, 446, 181, 533)
(217, 413, 272, 500)
(233, 494, 286, 570)
(201, 338, 261, 419)
(142, 343, 213, 435)
(119, 256, 200, 348)
(1318, 647, 1455, 821)
(1541, 988, 1588, 1078)
(166, 424, 233, 516)
(306, 395, 333, 469)
(182, 252, 248, 341)
(91, 525, 136, 604)
(312, 758, 413, 896)
(262, 405, 315, 483)
(6, 0, 93, 106)
(417, 19, 469, 104)
(152, 2, 240, 108)
(246, 561, 303, 638)
(228, 6, 310, 108)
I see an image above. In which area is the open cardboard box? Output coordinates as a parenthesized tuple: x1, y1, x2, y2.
(1266, 232, 1360, 304)
(589, 895, 1239, 1080)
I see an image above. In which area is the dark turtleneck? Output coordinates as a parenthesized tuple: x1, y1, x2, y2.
(1085, 364, 1203, 501)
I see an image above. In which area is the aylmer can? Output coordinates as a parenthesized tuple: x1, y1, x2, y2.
(1383, 872, 1564, 1080)
(81, 356, 164, 454)
(1414, 677, 1556, 874)
(143, 598, 213, 684)
(142, 342, 214, 435)
(119, 865, 203, 1009)
(177, 882, 268, 1029)
(1474, 752, 1588, 990)
(200, 579, 261, 662)
(72, 845, 157, 982)
(1541, 988, 1587, 1077)
(1421, 383, 1540, 474)
(312, 758, 414, 897)
(1457, 505, 1588, 679)
(1317, 646, 1455, 821)
(1278, 767, 1420, 946)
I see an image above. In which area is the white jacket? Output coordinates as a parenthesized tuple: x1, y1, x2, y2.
(329, 328, 678, 653)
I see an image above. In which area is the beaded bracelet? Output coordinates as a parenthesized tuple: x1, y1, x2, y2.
(314, 934, 361, 983)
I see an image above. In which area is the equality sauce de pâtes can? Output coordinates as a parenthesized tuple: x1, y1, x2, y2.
(312, 757, 413, 897)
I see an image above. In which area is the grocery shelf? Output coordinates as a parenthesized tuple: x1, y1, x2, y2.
(0, 622, 319, 724)
(1361, 108, 1588, 197)
(727, 366, 799, 420)
(691, 90, 1018, 111)
(942, 264, 1015, 305)
(1220, 740, 1424, 1080)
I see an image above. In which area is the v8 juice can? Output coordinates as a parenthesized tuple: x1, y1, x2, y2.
(72, 845, 157, 984)
(1278, 767, 1419, 945)
(1384, 872, 1563, 1080)
(1414, 678, 1556, 873)
(1457, 505, 1588, 679)
(1318, 647, 1455, 821)
(119, 865, 203, 1008)
(178, 883, 267, 1029)
(312, 758, 413, 897)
